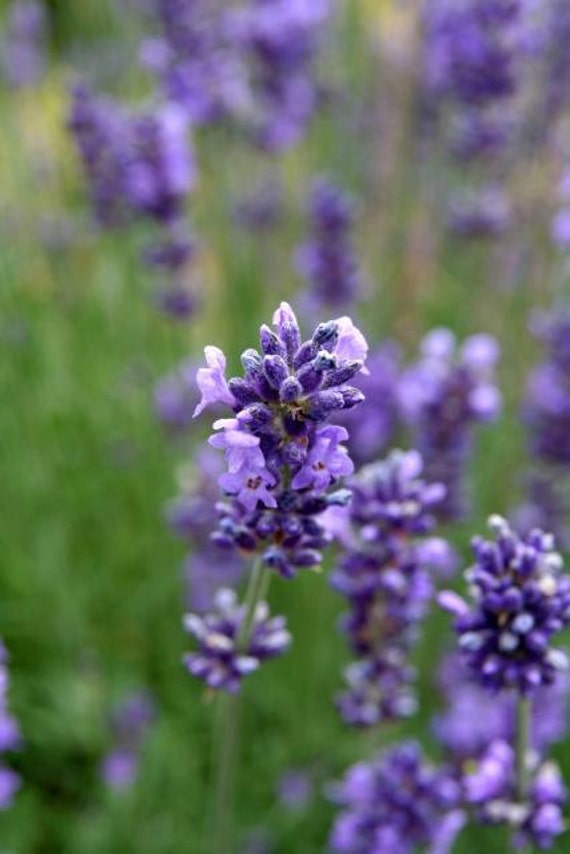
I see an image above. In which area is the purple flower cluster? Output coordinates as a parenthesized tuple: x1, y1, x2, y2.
(439, 515, 570, 694)
(331, 450, 450, 727)
(167, 448, 244, 612)
(464, 740, 566, 850)
(155, 359, 198, 431)
(183, 588, 291, 693)
(0, 643, 21, 810)
(142, 0, 246, 126)
(400, 328, 501, 520)
(295, 178, 362, 311)
(329, 742, 464, 854)
(1, 1, 47, 89)
(229, 0, 331, 152)
(69, 87, 194, 234)
(423, 0, 524, 235)
(101, 691, 155, 792)
(193, 302, 368, 579)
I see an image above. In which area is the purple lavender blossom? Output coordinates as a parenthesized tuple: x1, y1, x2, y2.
(400, 328, 501, 520)
(439, 515, 570, 695)
(331, 450, 450, 727)
(337, 343, 401, 465)
(101, 690, 155, 792)
(144, 0, 247, 126)
(228, 0, 331, 152)
(183, 588, 291, 693)
(1, 1, 47, 88)
(464, 740, 566, 850)
(231, 178, 283, 232)
(296, 178, 362, 311)
(194, 302, 368, 579)
(277, 769, 313, 811)
(329, 742, 464, 854)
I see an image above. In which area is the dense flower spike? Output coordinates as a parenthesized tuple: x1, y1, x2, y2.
(400, 328, 501, 520)
(0, 643, 21, 810)
(1, 1, 47, 88)
(464, 740, 566, 850)
(423, 0, 524, 235)
(193, 302, 368, 578)
(296, 178, 362, 310)
(167, 448, 244, 612)
(144, 0, 247, 126)
(331, 450, 451, 727)
(183, 588, 291, 693)
(69, 88, 194, 231)
(228, 0, 332, 151)
(439, 515, 570, 694)
(101, 691, 155, 791)
(329, 742, 464, 854)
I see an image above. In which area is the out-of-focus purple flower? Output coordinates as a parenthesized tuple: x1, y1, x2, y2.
(464, 740, 567, 850)
(439, 515, 570, 695)
(1, 1, 47, 88)
(337, 343, 401, 465)
(296, 178, 362, 311)
(101, 690, 155, 792)
(331, 450, 448, 727)
(183, 588, 291, 693)
(195, 301, 367, 579)
(400, 328, 501, 520)
(329, 742, 464, 854)
(277, 769, 313, 811)
(228, 0, 332, 152)
(144, 0, 247, 126)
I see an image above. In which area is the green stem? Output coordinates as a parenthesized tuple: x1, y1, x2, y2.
(211, 558, 270, 854)
(516, 695, 531, 803)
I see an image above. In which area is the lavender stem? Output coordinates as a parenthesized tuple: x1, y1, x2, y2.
(212, 558, 269, 853)
(516, 695, 531, 804)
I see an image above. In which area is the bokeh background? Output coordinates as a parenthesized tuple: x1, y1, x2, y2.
(1, 0, 569, 851)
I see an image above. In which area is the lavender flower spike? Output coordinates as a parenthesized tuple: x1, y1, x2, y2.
(439, 515, 570, 694)
(194, 301, 368, 578)
(183, 588, 291, 693)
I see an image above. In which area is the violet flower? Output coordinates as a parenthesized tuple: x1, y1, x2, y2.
(463, 740, 566, 850)
(194, 301, 368, 580)
(439, 515, 570, 695)
(295, 178, 362, 311)
(329, 742, 464, 854)
(228, 0, 332, 152)
(100, 690, 155, 792)
(183, 588, 291, 693)
(331, 449, 452, 727)
(400, 328, 501, 521)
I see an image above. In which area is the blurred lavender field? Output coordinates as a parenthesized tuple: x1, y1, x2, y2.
(1, 1, 570, 852)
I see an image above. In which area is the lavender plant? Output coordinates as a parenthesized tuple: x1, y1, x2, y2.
(439, 515, 570, 849)
(330, 449, 452, 728)
(0, 643, 21, 810)
(182, 301, 368, 848)
(100, 690, 155, 792)
(399, 328, 502, 521)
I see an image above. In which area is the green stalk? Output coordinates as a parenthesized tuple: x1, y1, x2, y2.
(514, 695, 533, 854)
(211, 558, 270, 854)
